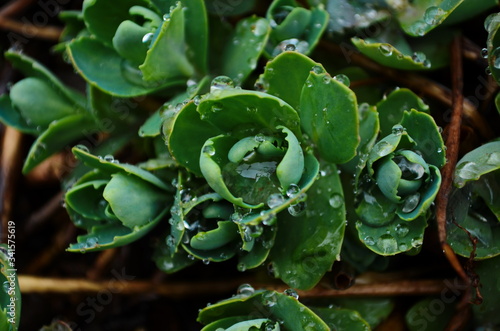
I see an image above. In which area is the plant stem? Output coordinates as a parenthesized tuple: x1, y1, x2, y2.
(0, 18, 62, 41)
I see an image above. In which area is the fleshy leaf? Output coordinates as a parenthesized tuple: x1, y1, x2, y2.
(68, 37, 184, 97)
(190, 221, 239, 250)
(256, 51, 322, 110)
(473, 255, 500, 327)
(299, 71, 359, 164)
(221, 16, 270, 85)
(376, 88, 430, 137)
(312, 307, 370, 331)
(140, 2, 194, 82)
(198, 290, 329, 330)
(103, 172, 169, 228)
(454, 141, 500, 188)
(153, 242, 196, 274)
(389, 0, 464, 37)
(65, 180, 110, 221)
(270, 163, 345, 290)
(0, 94, 39, 134)
(202, 317, 277, 331)
(405, 297, 455, 331)
(22, 114, 96, 174)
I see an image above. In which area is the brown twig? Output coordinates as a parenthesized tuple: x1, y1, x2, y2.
(0, 127, 23, 242)
(320, 41, 495, 141)
(0, 0, 37, 17)
(0, 17, 62, 41)
(18, 276, 455, 298)
(436, 35, 468, 281)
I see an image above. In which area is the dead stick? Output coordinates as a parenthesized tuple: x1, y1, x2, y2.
(0, 0, 38, 17)
(0, 127, 23, 242)
(19, 276, 455, 298)
(0, 17, 62, 41)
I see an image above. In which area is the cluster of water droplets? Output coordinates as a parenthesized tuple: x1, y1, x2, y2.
(272, 38, 310, 57)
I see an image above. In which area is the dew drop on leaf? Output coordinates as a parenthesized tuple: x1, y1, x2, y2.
(328, 194, 343, 209)
(391, 124, 405, 136)
(103, 154, 114, 162)
(412, 52, 426, 63)
(486, 151, 500, 165)
(395, 223, 410, 238)
(411, 237, 423, 248)
(286, 184, 300, 197)
(142, 32, 154, 44)
(481, 48, 489, 58)
(333, 74, 350, 87)
(210, 76, 234, 92)
(237, 262, 247, 272)
(288, 201, 306, 216)
(285, 44, 296, 51)
(311, 65, 324, 74)
(423, 6, 445, 26)
(75, 144, 89, 153)
(378, 44, 393, 56)
(202, 259, 210, 265)
(263, 291, 278, 307)
(267, 193, 285, 208)
(284, 288, 299, 299)
(364, 236, 375, 245)
(237, 283, 255, 297)
(377, 234, 397, 254)
(402, 192, 420, 213)
(202, 145, 216, 156)
(162, 13, 170, 21)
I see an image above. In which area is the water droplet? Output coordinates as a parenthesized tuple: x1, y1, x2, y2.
(288, 202, 306, 216)
(481, 48, 489, 58)
(210, 103, 223, 113)
(263, 291, 278, 307)
(75, 144, 89, 153)
(402, 192, 421, 213)
(376, 141, 393, 156)
(286, 184, 300, 197)
(423, 59, 431, 68)
(395, 223, 410, 237)
(305, 80, 313, 87)
(491, 47, 500, 69)
(412, 52, 426, 63)
(193, 95, 201, 106)
(285, 44, 296, 51)
(328, 194, 343, 209)
(254, 133, 266, 142)
(424, 6, 445, 26)
(411, 237, 423, 248)
(284, 288, 299, 299)
(311, 65, 324, 74)
(486, 151, 500, 165)
(333, 74, 350, 87)
(267, 193, 285, 208)
(103, 154, 114, 162)
(237, 283, 255, 297)
(187, 254, 195, 260)
(163, 13, 170, 21)
(210, 76, 234, 92)
(237, 262, 247, 272)
(391, 124, 405, 136)
(379, 44, 393, 56)
(202, 145, 216, 156)
(142, 32, 154, 44)
(485, 66, 492, 75)
(252, 19, 268, 36)
(364, 236, 375, 245)
(455, 161, 479, 185)
(202, 259, 210, 265)
(377, 234, 398, 254)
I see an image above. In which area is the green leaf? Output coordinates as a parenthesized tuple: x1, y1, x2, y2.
(356, 215, 427, 256)
(270, 163, 345, 290)
(153, 242, 196, 274)
(166, 101, 223, 176)
(400, 110, 446, 168)
(140, 2, 194, 82)
(325, 298, 394, 329)
(238, 225, 277, 270)
(22, 114, 96, 174)
(351, 37, 432, 70)
(112, 20, 150, 67)
(68, 37, 184, 97)
(197, 88, 301, 138)
(183, 0, 208, 75)
(67, 208, 167, 252)
(299, 71, 359, 164)
(190, 221, 239, 250)
(454, 141, 500, 188)
(4, 50, 86, 109)
(405, 297, 455, 331)
(312, 307, 370, 331)
(10, 77, 80, 128)
(221, 16, 270, 85)
(72, 145, 170, 190)
(473, 255, 500, 327)
(390, 0, 464, 37)
(82, 0, 150, 46)
(65, 179, 110, 221)
(0, 94, 39, 134)
(443, 0, 498, 26)
(198, 290, 330, 330)
(376, 88, 430, 137)
(103, 172, 169, 228)
(256, 51, 322, 110)
(0, 244, 21, 330)
(202, 317, 277, 331)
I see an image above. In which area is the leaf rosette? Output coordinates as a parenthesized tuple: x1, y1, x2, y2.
(355, 109, 445, 255)
(65, 146, 172, 252)
(68, 0, 207, 96)
(165, 80, 319, 214)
